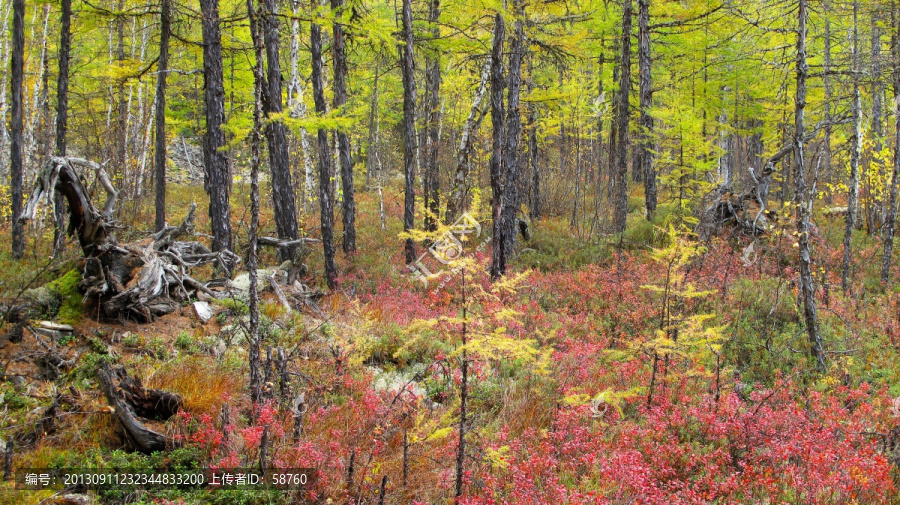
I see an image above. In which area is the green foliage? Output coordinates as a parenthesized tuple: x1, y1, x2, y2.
(45, 268, 83, 325)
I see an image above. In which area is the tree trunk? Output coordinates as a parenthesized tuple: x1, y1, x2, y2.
(638, 0, 656, 217)
(262, 0, 300, 261)
(331, 0, 355, 253)
(365, 59, 381, 189)
(9, 0, 22, 259)
(423, 0, 441, 232)
(823, 0, 833, 203)
(613, 0, 632, 233)
(53, 0, 72, 254)
(311, 8, 337, 288)
(247, 0, 264, 408)
(489, 14, 506, 280)
(527, 54, 540, 220)
(200, 0, 234, 264)
(154, 0, 170, 232)
(288, 0, 314, 208)
(446, 58, 490, 222)
(502, 4, 524, 257)
(115, 2, 127, 189)
(843, 0, 862, 293)
(882, 4, 900, 284)
(794, 0, 825, 372)
(401, 0, 417, 264)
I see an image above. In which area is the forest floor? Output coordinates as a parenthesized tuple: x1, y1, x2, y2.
(0, 182, 899, 504)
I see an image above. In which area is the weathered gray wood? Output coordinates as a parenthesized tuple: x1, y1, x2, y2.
(97, 365, 181, 453)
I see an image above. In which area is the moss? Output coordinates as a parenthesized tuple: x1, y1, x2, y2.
(46, 268, 83, 325)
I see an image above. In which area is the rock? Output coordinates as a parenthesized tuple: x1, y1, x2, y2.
(192, 301, 214, 324)
(196, 290, 213, 302)
(22, 286, 61, 313)
(228, 269, 289, 301)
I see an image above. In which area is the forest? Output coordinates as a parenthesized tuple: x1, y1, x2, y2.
(1, 0, 900, 503)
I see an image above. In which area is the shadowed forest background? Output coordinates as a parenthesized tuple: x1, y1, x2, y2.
(1, 0, 900, 503)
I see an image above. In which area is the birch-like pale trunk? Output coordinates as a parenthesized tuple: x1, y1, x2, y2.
(843, 0, 862, 294)
(288, 0, 314, 207)
(446, 58, 490, 222)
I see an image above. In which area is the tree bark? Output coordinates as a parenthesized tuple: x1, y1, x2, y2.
(823, 0, 833, 203)
(502, 5, 524, 256)
(489, 14, 506, 279)
(53, 0, 72, 254)
(9, 0, 22, 259)
(843, 0, 862, 293)
(331, 0, 356, 253)
(200, 0, 234, 265)
(794, 0, 825, 372)
(423, 0, 441, 232)
(882, 4, 900, 284)
(262, 0, 300, 261)
(446, 58, 490, 222)
(401, 0, 417, 264)
(154, 0, 170, 232)
(311, 7, 337, 288)
(247, 0, 264, 408)
(613, 0, 632, 233)
(288, 0, 314, 207)
(527, 54, 540, 220)
(638, 0, 656, 217)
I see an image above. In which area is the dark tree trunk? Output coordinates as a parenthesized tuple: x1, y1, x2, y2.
(53, 0, 72, 254)
(843, 0, 862, 293)
(311, 13, 337, 288)
(638, 0, 656, 217)
(401, 0, 417, 264)
(613, 1, 632, 233)
(823, 0, 833, 201)
(502, 5, 524, 256)
(154, 0, 170, 232)
(9, 0, 23, 259)
(882, 4, 900, 284)
(794, 0, 825, 371)
(489, 14, 506, 280)
(115, 2, 127, 189)
(423, 0, 441, 232)
(527, 55, 540, 220)
(331, 0, 356, 253)
(263, 0, 300, 261)
(247, 0, 265, 408)
(200, 0, 234, 264)
(607, 34, 619, 200)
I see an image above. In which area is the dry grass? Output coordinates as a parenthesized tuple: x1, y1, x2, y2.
(146, 356, 244, 416)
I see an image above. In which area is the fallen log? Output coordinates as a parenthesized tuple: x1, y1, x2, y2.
(97, 365, 182, 453)
(19, 157, 239, 322)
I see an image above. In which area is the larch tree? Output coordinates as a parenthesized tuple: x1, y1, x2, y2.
(54, 0, 72, 254)
(612, 0, 632, 234)
(262, 0, 300, 261)
(154, 0, 170, 232)
(637, 0, 656, 217)
(882, 2, 900, 284)
(501, 1, 525, 257)
(200, 0, 233, 264)
(9, 0, 22, 259)
(843, 0, 862, 293)
(332, 0, 356, 253)
(311, 0, 338, 288)
(423, 0, 441, 232)
(400, 0, 417, 264)
(793, 0, 825, 371)
(489, 13, 506, 279)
